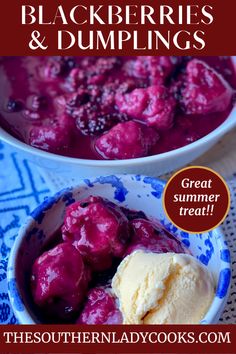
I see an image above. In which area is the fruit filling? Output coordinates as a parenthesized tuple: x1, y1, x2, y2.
(0, 56, 235, 159)
(30, 196, 188, 323)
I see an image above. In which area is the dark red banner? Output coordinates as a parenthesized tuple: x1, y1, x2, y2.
(0, 325, 235, 353)
(0, 0, 235, 55)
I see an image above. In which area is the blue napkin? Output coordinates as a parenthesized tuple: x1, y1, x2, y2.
(0, 140, 50, 324)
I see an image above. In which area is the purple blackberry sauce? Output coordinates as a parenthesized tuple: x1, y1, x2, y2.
(0, 56, 235, 159)
(30, 196, 187, 323)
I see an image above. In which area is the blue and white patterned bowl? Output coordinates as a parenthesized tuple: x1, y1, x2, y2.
(7, 174, 231, 324)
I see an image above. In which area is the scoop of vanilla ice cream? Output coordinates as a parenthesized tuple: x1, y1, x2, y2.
(112, 251, 215, 324)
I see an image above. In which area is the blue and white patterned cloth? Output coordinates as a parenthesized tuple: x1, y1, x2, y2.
(0, 140, 50, 324)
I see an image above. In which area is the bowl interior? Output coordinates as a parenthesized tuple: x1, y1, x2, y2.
(1, 105, 236, 168)
(8, 175, 231, 324)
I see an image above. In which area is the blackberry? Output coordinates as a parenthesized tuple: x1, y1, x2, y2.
(52, 56, 76, 74)
(75, 103, 128, 135)
(170, 74, 186, 102)
(65, 57, 76, 71)
(42, 57, 76, 81)
(6, 98, 23, 112)
(87, 85, 101, 102)
(65, 91, 90, 116)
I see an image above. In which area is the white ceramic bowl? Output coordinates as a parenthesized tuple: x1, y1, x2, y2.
(1, 57, 236, 179)
(7, 175, 231, 324)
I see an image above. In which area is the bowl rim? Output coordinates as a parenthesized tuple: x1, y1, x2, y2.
(7, 174, 232, 324)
